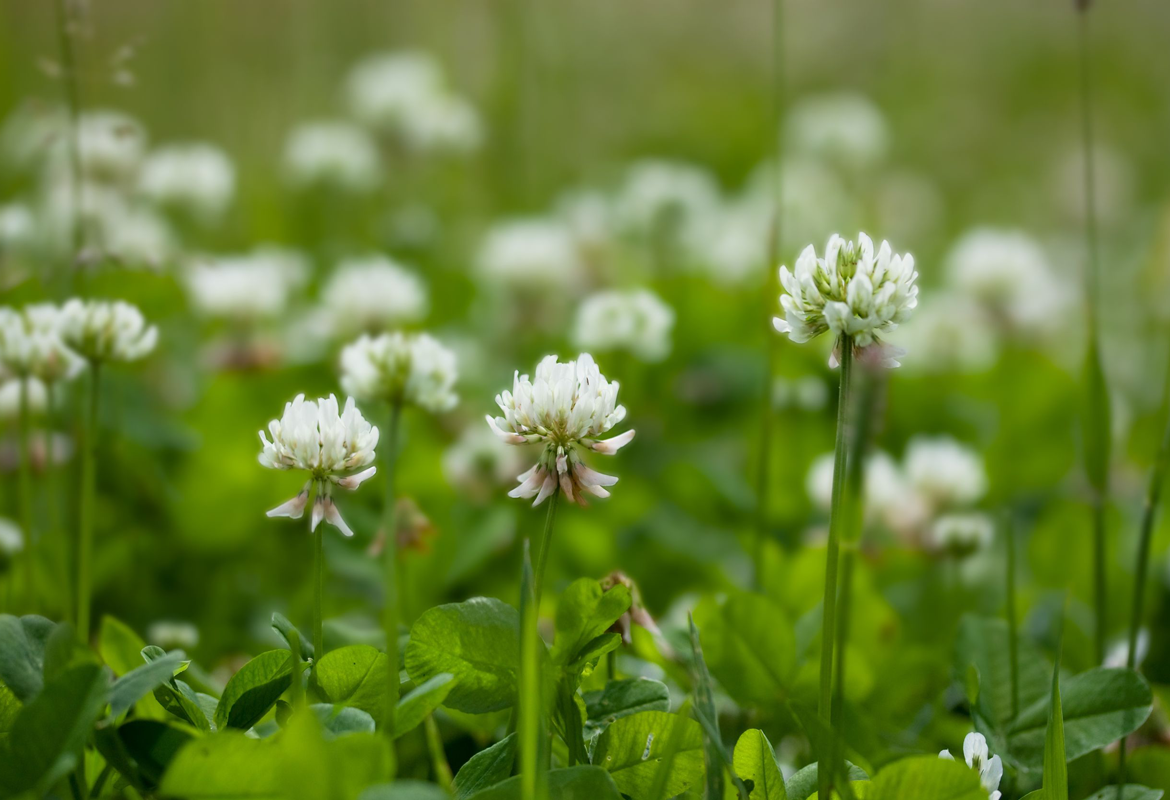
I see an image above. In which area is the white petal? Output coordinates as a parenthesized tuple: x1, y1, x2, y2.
(963, 732, 988, 770)
(323, 498, 354, 537)
(337, 465, 377, 490)
(533, 473, 558, 506)
(590, 429, 635, 455)
(938, 750, 954, 761)
(266, 487, 310, 520)
(310, 495, 326, 531)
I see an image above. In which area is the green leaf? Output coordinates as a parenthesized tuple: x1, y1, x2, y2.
(309, 703, 377, 737)
(465, 765, 623, 800)
(1041, 636, 1068, 800)
(115, 718, 197, 786)
(109, 648, 187, 719)
(0, 662, 109, 796)
(583, 677, 670, 735)
(1083, 787, 1164, 800)
(100, 615, 149, 676)
(360, 781, 452, 800)
(955, 615, 1051, 732)
(867, 755, 986, 800)
(0, 683, 20, 733)
(551, 579, 631, 667)
(785, 763, 869, 800)
(692, 592, 795, 707)
(1006, 668, 1152, 770)
(734, 729, 787, 800)
(214, 649, 294, 730)
(311, 644, 390, 723)
(273, 613, 315, 662)
(405, 598, 520, 715)
(553, 677, 588, 767)
(453, 733, 517, 799)
(395, 673, 454, 739)
(0, 614, 55, 702)
(590, 710, 705, 799)
(566, 633, 622, 676)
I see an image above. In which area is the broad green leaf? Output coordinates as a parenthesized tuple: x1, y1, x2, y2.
(591, 710, 705, 798)
(311, 644, 390, 723)
(566, 633, 621, 675)
(734, 729, 787, 800)
(465, 765, 623, 800)
(43, 622, 94, 681)
(551, 579, 631, 667)
(955, 615, 1051, 732)
(214, 649, 294, 730)
(867, 755, 986, 800)
(0, 614, 55, 702)
(693, 592, 795, 708)
(0, 683, 20, 733)
(453, 733, 516, 799)
(148, 648, 211, 733)
(1041, 642, 1068, 800)
(273, 612, 315, 662)
(395, 673, 454, 739)
(583, 677, 670, 734)
(109, 649, 187, 719)
(100, 615, 149, 676)
(360, 781, 452, 799)
(1083, 787, 1164, 800)
(405, 598, 520, 714)
(1006, 668, 1152, 770)
(0, 662, 109, 796)
(115, 718, 196, 786)
(785, 762, 869, 800)
(309, 703, 377, 736)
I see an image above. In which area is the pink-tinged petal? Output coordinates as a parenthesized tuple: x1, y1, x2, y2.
(266, 484, 311, 519)
(509, 466, 545, 499)
(590, 429, 635, 455)
(310, 495, 326, 532)
(337, 466, 377, 490)
(581, 483, 611, 499)
(323, 498, 354, 538)
(558, 471, 576, 503)
(574, 463, 619, 487)
(486, 415, 527, 444)
(533, 474, 558, 506)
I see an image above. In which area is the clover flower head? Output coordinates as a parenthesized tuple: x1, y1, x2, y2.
(147, 620, 200, 650)
(475, 218, 582, 291)
(139, 142, 236, 222)
(282, 121, 382, 194)
(904, 436, 987, 510)
(0, 304, 85, 383)
(0, 203, 36, 255)
(0, 517, 23, 565)
(74, 110, 147, 182)
(340, 331, 458, 413)
(323, 255, 428, 335)
(572, 288, 675, 363)
(930, 512, 995, 557)
(58, 299, 158, 363)
(940, 733, 1002, 800)
(0, 377, 48, 422)
(487, 353, 634, 506)
(184, 247, 309, 323)
(786, 92, 889, 171)
(614, 159, 721, 241)
(258, 393, 380, 537)
(773, 232, 918, 367)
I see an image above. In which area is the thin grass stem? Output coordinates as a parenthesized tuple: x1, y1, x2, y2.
(533, 491, 560, 610)
(382, 401, 403, 744)
(76, 361, 99, 640)
(52, 0, 84, 292)
(311, 500, 324, 663)
(1005, 511, 1020, 721)
(18, 380, 36, 612)
(424, 713, 454, 791)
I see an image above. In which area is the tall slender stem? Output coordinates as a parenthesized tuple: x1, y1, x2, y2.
(1076, 0, 1111, 667)
(381, 402, 403, 742)
(49, 391, 73, 624)
(818, 336, 853, 800)
(753, 0, 785, 590)
(1005, 511, 1020, 722)
(76, 361, 99, 640)
(18, 379, 36, 611)
(518, 540, 545, 800)
(311, 498, 324, 662)
(424, 714, 454, 791)
(52, 0, 84, 291)
(533, 491, 560, 610)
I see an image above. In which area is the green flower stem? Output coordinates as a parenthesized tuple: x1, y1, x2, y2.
(424, 714, 454, 791)
(311, 495, 324, 662)
(17, 379, 36, 612)
(818, 335, 853, 800)
(518, 540, 545, 800)
(382, 401, 403, 743)
(76, 361, 100, 640)
(532, 491, 561, 610)
(1005, 511, 1020, 721)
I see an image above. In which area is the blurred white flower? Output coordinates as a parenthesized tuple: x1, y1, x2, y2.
(904, 436, 987, 510)
(572, 288, 674, 363)
(688, 199, 771, 286)
(475, 218, 582, 292)
(744, 158, 859, 255)
(147, 620, 200, 650)
(282, 121, 381, 194)
(786, 93, 889, 172)
(59, 298, 158, 362)
(185, 247, 309, 323)
(890, 293, 998, 374)
(1105, 629, 1149, 669)
(0, 517, 23, 564)
(930, 512, 995, 556)
(772, 375, 828, 412)
(73, 110, 147, 183)
(323, 255, 428, 334)
(139, 142, 236, 222)
(940, 733, 1002, 800)
(340, 331, 458, 413)
(773, 232, 918, 367)
(0, 377, 48, 421)
(487, 353, 634, 506)
(1051, 142, 1134, 227)
(345, 50, 482, 155)
(0, 204, 36, 255)
(614, 160, 721, 243)
(806, 450, 926, 533)
(0, 304, 85, 382)
(556, 190, 615, 254)
(442, 425, 527, 499)
(99, 205, 175, 269)
(259, 393, 380, 536)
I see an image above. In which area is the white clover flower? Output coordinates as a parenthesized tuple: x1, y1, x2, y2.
(486, 353, 634, 506)
(940, 733, 1003, 800)
(806, 450, 926, 534)
(0, 203, 36, 255)
(339, 332, 458, 413)
(323, 255, 428, 335)
(904, 436, 987, 510)
(774, 233, 918, 367)
(0, 304, 85, 383)
(98, 205, 175, 270)
(614, 159, 721, 242)
(146, 620, 200, 650)
(930, 512, 995, 556)
(442, 425, 528, 500)
(572, 289, 674, 363)
(890, 293, 999, 375)
(399, 94, 482, 155)
(475, 218, 583, 292)
(259, 393, 379, 537)
(0, 377, 48, 422)
(58, 298, 158, 363)
(687, 199, 771, 286)
(1105, 629, 1149, 669)
(282, 121, 381, 194)
(184, 247, 309, 323)
(139, 142, 236, 222)
(786, 93, 889, 172)
(73, 110, 147, 182)
(0, 517, 23, 566)
(744, 158, 860, 255)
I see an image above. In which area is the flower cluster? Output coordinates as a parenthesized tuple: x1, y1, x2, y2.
(774, 233, 918, 366)
(259, 394, 379, 537)
(340, 332, 458, 413)
(282, 121, 382, 194)
(0, 303, 86, 382)
(487, 354, 634, 506)
(138, 143, 236, 223)
(323, 256, 428, 335)
(184, 246, 309, 323)
(940, 733, 1002, 800)
(572, 288, 675, 363)
(58, 299, 158, 363)
(475, 218, 582, 292)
